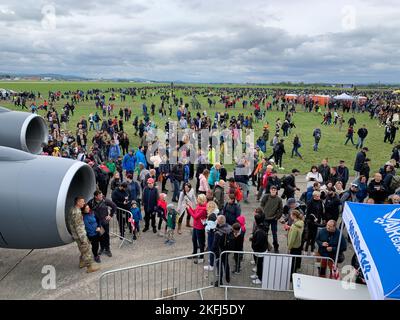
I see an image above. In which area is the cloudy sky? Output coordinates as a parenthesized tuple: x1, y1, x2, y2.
(0, 0, 399, 83)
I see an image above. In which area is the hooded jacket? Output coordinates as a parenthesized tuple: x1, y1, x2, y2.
(135, 149, 147, 169)
(222, 202, 241, 225)
(251, 223, 268, 253)
(236, 215, 246, 233)
(108, 144, 121, 160)
(208, 166, 220, 186)
(287, 220, 304, 250)
(205, 208, 219, 233)
(122, 153, 136, 172)
(212, 223, 232, 256)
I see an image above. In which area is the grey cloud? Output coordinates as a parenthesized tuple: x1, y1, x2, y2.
(0, 0, 398, 83)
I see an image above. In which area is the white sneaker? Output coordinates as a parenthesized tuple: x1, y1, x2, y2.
(158, 231, 164, 237)
(250, 274, 258, 280)
(194, 258, 204, 264)
(250, 260, 256, 265)
(204, 265, 214, 271)
(252, 279, 262, 285)
(252, 267, 257, 272)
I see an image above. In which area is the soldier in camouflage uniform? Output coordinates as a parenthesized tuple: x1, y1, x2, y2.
(68, 196, 100, 273)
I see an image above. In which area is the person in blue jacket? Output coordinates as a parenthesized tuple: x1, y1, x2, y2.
(122, 148, 136, 175)
(208, 163, 221, 189)
(256, 137, 266, 153)
(130, 201, 142, 240)
(108, 140, 121, 161)
(316, 220, 347, 277)
(135, 146, 147, 169)
(82, 204, 102, 263)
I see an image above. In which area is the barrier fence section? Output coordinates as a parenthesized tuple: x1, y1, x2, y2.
(99, 252, 216, 300)
(217, 251, 336, 300)
(108, 207, 134, 248)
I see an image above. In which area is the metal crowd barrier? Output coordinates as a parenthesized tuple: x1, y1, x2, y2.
(217, 251, 336, 300)
(99, 252, 216, 300)
(108, 207, 134, 248)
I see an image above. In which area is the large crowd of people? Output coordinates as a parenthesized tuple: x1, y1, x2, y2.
(3, 86, 400, 285)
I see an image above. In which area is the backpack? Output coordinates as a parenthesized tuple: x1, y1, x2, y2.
(390, 175, 400, 192)
(222, 230, 235, 251)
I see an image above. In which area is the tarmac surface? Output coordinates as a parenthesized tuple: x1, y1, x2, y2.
(0, 175, 355, 300)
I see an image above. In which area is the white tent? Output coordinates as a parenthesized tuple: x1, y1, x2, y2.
(334, 93, 355, 100)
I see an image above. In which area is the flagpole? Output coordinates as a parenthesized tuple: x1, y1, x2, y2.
(335, 219, 345, 266)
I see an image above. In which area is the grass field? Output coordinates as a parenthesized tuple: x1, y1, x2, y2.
(0, 81, 395, 174)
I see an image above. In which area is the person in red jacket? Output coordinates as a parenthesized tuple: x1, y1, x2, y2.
(186, 194, 208, 264)
(156, 193, 167, 237)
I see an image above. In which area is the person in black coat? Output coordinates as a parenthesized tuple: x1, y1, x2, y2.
(354, 147, 368, 179)
(212, 215, 232, 286)
(336, 161, 349, 189)
(222, 195, 242, 226)
(282, 169, 300, 199)
(219, 165, 228, 181)
(142, 179, 160, 232)
(92, 164, 109, 197)
(159, 157, 170, 193)
(367, 173, 387, 204)
(126, 174, 141, 207)
(359, 158, 371, 181)
(232, 222, 245, 274)
(356, 125, 368, 149)
(171, 163, 184, 202)
(251, 214, 268, 284)
(304, 191, 325, 253)
(318, 159, 331, 184)
(266, 172, 281, 194)
(324, 190, 341, 222)
(111, 183, 131, 237)
(274, 139, 286, 169)
(391, 145, 400, 167)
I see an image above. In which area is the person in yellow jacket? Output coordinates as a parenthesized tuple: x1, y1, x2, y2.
(287, 210, 304, 275)
(207, 146, 216, 168)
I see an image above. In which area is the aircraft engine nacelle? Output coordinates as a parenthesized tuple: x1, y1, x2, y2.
(0, 107, 96, 249)
(0, 107, 48, 154)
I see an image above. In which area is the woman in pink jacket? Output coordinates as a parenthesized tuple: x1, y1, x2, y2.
(186, 194, 208, 263)
(198, 169, 210, 195)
